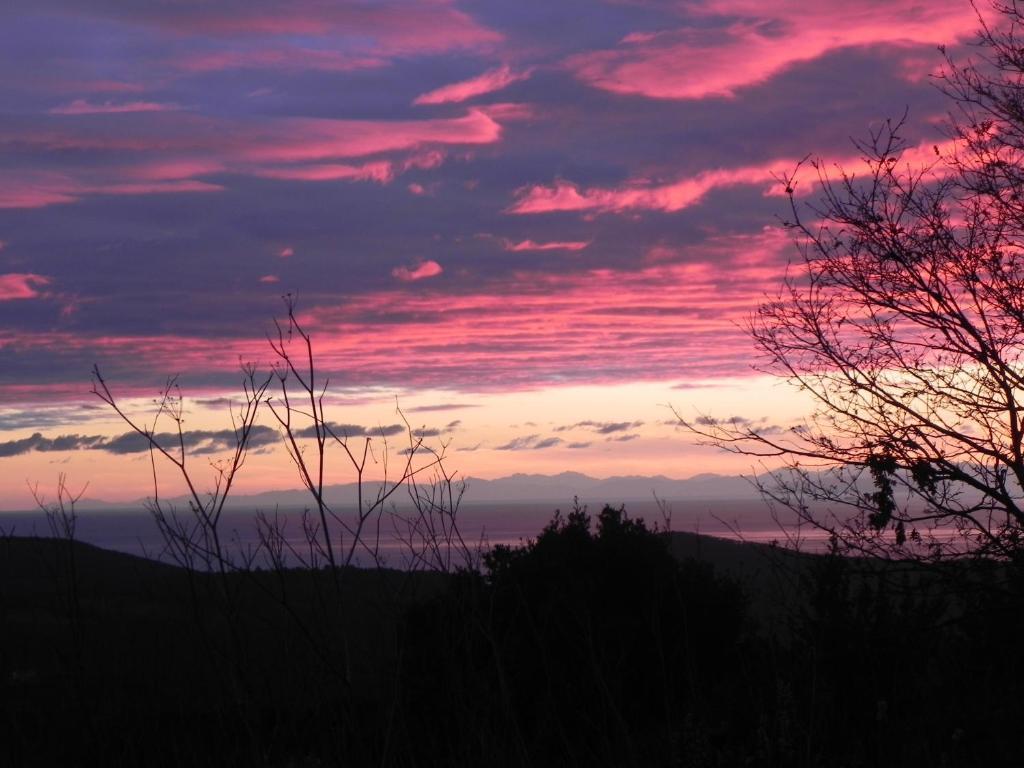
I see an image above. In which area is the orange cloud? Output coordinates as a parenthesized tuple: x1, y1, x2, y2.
(392, 259, 443, 282)
(414, 65, 531, 105)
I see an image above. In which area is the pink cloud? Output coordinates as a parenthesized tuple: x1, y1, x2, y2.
(897, 51, 944, 83)
(403, 150, 446, 171)
(644, 244, 680, 264)
(76, 81, 147, 94)
(279, 247, 295, 258)
(36, 80, 148, 95)
(49, 99, 183, 115)
(176, 49, 387, 74)
(414, 65, 532, 105)
(0, 107, 506, 208)
(86, 81, 146, 93)
(508, 165, 784, 215)
(408, 183, 427, 195)
(259, 275, 280, 284)
(509, 138, 957, 215)
(252, 161, 394, 183)
(0, 273, 50, 300)
(0, 171, 81, 208)
(119, 159, 226, 181)
(0, 128, 188, 154)
(242, 109, 502, 164)
(90, 180, 223, 196)
(567, 1, 985, 99)
(272, 229, 795, 388)
(0, 331, 270, 386)
(125, 2, 501, 56)
(474, 102, 535, 122)
(1, 230, 797, 396)
(392, 259, 443, 282)
(0, 170, 223, 209)
(0, 382, 100, 404)
(7, 107, 500, 166)
(503, 239, 591, 252)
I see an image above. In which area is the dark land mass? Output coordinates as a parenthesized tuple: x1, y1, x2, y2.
(2, 507, 1023, 767)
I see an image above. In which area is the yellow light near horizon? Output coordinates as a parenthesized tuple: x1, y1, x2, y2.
(0, 375, 815, 511)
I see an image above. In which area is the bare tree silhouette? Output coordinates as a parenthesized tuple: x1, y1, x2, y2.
(87, 296, 473, 724)
(682, 3, 1024, 564)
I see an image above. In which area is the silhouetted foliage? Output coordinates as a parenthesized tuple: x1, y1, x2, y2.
(401, 502, 751, 767)
(10, 504, 1024, 766)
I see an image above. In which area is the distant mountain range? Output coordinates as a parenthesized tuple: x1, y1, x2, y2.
(454, 472, 762, 504)
(72, 471, 765, 512)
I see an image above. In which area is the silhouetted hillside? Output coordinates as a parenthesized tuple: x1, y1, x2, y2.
(3, 507, 1023, 767)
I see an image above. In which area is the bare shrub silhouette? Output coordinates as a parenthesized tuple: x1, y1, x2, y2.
(261, 296, 474, 574)
(90, 296, 470, 575)
(78, 296, 473, 764)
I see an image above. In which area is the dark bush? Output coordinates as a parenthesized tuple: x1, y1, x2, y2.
(400, 502, 751, 767)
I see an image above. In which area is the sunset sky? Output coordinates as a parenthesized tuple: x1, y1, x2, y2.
(0, 0, 985, 509)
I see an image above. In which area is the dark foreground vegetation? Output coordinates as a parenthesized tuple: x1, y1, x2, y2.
(3, 504, 1024, 768)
